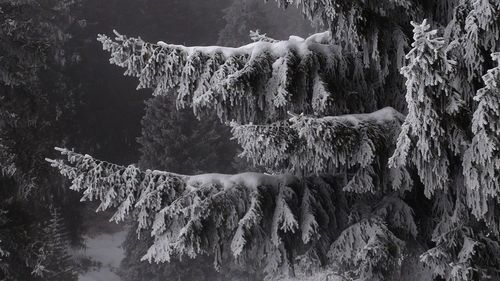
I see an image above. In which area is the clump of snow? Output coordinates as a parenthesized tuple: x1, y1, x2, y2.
(186, 172, 298, 190)
(157, 31, 333, 58)
(319, 106, 405, 126)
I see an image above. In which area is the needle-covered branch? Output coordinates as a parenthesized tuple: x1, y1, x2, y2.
(46, 147, 414, 279)
(46, 148, 335, 274)
(231, 107, 411, 193)
(98, 30, 341, 123)
(463, 52, 500, 220)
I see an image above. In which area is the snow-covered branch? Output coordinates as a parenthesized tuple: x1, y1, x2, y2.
(389, 20, 467, 197)
(463, 52, 500, 219)
(45, 148, 340, 274)
(98, 30, 341, 123)
(46, 147, 414, 280)
(231, 107, 410, 193)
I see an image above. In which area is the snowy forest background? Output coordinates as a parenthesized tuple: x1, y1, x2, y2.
(0, 1, 313, 280)
(1, 0, 499, 281)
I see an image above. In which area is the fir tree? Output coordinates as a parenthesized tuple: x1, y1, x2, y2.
(1, 0, 84, 279)
(463, 52, 500, 219)
(217, 0, 313, 47)
(48, 0, 500, 280)
(120, 94, 251, 281)
(137, 95, 237, 174)
(31, 208, 76, 281)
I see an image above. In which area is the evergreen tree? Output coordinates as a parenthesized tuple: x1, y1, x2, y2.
(31, 208, 76, 281)
(0, 200, 78, 281)
(0, 0, 84, 279)
(0, 0, 78, 196)
(120, 95, 251, 281)
(48, 0, 500, 280)
(217, 0, 313, 46)
(137, 95, 237, 174)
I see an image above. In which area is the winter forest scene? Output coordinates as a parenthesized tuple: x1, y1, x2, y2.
(1, 0, 500, 281)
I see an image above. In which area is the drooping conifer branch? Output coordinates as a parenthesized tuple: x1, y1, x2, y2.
(46, 147, 413, 279)
(98, 30, 342, 123)
(463, 52, 500, 220)
(390, 20, 468, 197)
(266, 0, 417, 58)
(327, 217, 405, 280)
(46, 148, 333, 273)
(231, 107, 411, 193)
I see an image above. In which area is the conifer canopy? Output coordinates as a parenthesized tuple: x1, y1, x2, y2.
(48, 0, 500, 280)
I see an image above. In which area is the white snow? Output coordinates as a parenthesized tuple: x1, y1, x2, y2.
(157, 31, 333, 58)
(319, 106, 405, 125)
(186, 172, 298, 190)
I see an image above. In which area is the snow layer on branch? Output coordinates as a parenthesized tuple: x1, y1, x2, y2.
(186, 172, 297, 192)
(46, 148, 339, 277)
(231, 107, 411, 193)
(157, 31, 332, 58)
(47, 148, 417, 280)
(98, 30, 340, 123)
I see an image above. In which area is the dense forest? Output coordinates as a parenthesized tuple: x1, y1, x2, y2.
(0, 0, 312, 280)
(2, 0, 500, 281)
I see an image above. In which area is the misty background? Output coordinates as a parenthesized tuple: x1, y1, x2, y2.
(0, 0, 313, 280)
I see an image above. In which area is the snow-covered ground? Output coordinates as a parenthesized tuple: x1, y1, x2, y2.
(72, 206, 129, 281)
(75, 229, 128, 281)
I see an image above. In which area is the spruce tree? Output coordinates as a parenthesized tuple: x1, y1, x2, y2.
(48, 1, 500, 280)
(217, 0, 312, 47)
(1, 0, 83, 279)
(31, 208, 76, 281)
(120, 94, 250, 281)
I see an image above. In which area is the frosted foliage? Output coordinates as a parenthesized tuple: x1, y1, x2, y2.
(46, 148, 340, 277)
(420, 226, 498, 281)
(98, 31, 337, 123)
(29, 207, 76, 280)
(438, 0, 500, 104)
(451, 237, 478, 280)
(462, 0, 499, 80)
(418, 180, 500, 281)
(0, 209, 9, 262)
(373, 196, 418, 238)
(231, 107, 405, 180)
(389, 20, 466, 197)
(270, 0, 413, 66)
(250, 30, 279, 43)
(463, 52, 500, 219)
(46, 0, 500, 279)
(300, 187, 319, 244)
(0, 141, 16, 177)
(327, 218, 405, 281)
(420, 244, 450, 279)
